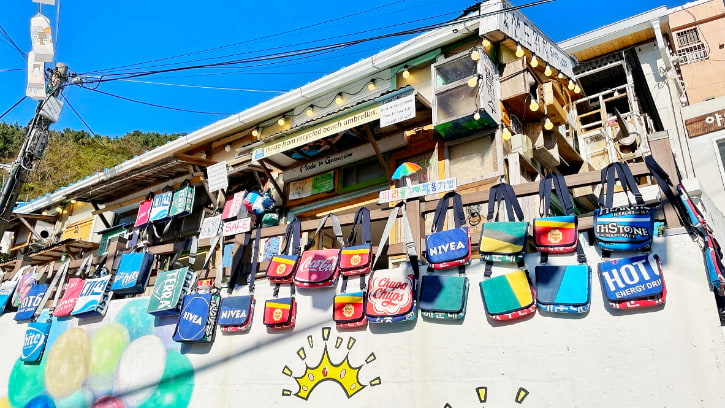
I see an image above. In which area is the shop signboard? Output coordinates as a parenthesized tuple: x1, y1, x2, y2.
(378, 178, 457, 204)
(289, 171, 335, 200)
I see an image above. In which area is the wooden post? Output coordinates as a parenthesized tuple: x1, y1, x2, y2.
(363, 124, 391, 178)
(648, 131, 682, 228)
(407, 198, 424, 256)
(259, 159, 285, 201)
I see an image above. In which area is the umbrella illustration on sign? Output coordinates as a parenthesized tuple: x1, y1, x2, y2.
(391, 162, 422, 186)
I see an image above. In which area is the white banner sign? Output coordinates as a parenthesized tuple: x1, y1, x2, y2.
(378, 178, 457, 204)
(199, 215, 222, 240)
(223, 218, 252, 236)
(206, 161, 229, 192)
(380, 91, 416, 127)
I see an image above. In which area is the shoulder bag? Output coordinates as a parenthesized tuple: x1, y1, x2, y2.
(11, 265, 37, 308)
(71, 255, 113, 318)
(365, 201, 420, 324)
(294, 213, 345, 289)
(533, 173, 578, 254)
(0, 265, 31, 314)
(266, 219, 301, 283)
(53, 256, 92, 317)
(169, 179, 195, 218)
(147, 238, 198, 316)
(338, 207, 374, 276)
(593, 162, 654, 254)
(598, 253, 666, 309)
(134, 192, 154, 228)
(479, 183, 529, 264)
(149, 186, 174, 223)
(219, 223, 261, 332)
(111, 246, 155, 295)
(15, 263, 54, 322)
(425, 191, 471, 269)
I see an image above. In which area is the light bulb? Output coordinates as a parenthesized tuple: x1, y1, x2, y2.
(473, 112, 481, 121)
(306, 107, 314, 117)
(530, 55, 539, 68)
(529, 99, 540, 112)
(470, 50, 480, 61)
(568, 80, 575, 90)
(367, 81, 376, 91)
(574, 85, 581, 94)
(502, 127, 512, 140)
(277, 117, 286, 126)
(515, 44, 524, 58)
(56, 206, 62, 213)
(70, 199, 77, 204)
(335, 94, 343, 104)
(558, 72, 564, 79)
(482, 38, 491, 49)
(402, 68, 410, 79)
(225, 144, 231, 152)
(467, 77, 478, 88)
(252, 128, 260, 138)
(544, 117, 554, 130)
(41, 211, 48, 216)
(544, 65, 552, 77)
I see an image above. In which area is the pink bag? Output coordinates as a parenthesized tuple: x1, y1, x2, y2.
(293, 214, 345, 289)
(11, 266, 37, 308)
(53, 257, 91, 317)
(222, 190, 246, 220)
(134, 193, 154, 228)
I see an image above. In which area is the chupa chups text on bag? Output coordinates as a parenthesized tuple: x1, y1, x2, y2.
(599, 256, 662, 299)
(368, 275, 413, 314)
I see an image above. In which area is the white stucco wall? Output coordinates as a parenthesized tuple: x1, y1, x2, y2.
(0, 232, 724, 407)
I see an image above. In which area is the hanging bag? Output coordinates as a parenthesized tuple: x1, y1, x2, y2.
(598, 254, 666, 310)
(170, 179, 196, 218)
(334, 274, 367, 328)
(15, 263, 54, 322)
(425, 191, 471, 269)
(479, 183, 529, 264)
(219, 224, 261, 332)
(20, 261, 69, 362)
(535, 241, 591, 314)
(266, 220, 301, 283)
(264, 282, 297, 330)
(134, 192, 154, 228)
(533, 173, 578, 254)
(71, 255, 114, 318)
(147, 238, 198, 316)
(11, 265, 37, 308)
(338, 207, 374, 276)
(478, 264, 536, 321)
(704, 235, 725, 296)
(365, 201, 420, 324)
(593, 162, 654, 254)
(419, 265, 469, 320)
(0, 265, 31, 314)
(53, 256, 92, 317)
(111, 246, 155, 295)
(294, 214, 345, 289)
(173, 233, 224, 343)
(149, 186, 174, 223)
(222, 190, 247, 220)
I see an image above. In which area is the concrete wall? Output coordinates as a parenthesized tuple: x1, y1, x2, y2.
(1, 232, 724, 407)
(670, 0, 725, 104)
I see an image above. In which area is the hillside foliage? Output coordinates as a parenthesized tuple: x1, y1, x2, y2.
(0, 123, 185, 201)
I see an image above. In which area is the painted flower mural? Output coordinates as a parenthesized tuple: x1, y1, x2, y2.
(2, 298, 194, 408)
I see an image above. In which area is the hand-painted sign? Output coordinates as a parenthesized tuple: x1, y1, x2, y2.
(223, 217, 252, 236)
(206, 161, 228, 192)
(289, 171, 335, 200)
(378, 178, 457, 204)
(380, 90, 416, 127)
(685, 109, 725, 137)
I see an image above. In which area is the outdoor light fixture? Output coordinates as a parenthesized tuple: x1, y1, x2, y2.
(367, 81, 376, 91)
(558, 73, 564, 79)
(225, 144, 231, 152)
(41, 211, 48, 215)
(502, 127, 512, 140)
(277, 117, 286, 126)
(529, 97, 540, 112)
(306, 106, 314, 116)
(568, 80, 575, 90)
(515, 44, 525, 58)
(252, 128, 260, 138)
(55, 206, 62, 213)
(482, 38, 491, 49)
(544, 117, 554, 130)
(70, 199, 77, 204)
(470, 50, 480, 61)
(402, 67, 411, 79)
(473, 111, 481, 121)
(544, 65, 552, 77)
(467, 76, 479, 88)
(574, 85, 581, 94)
(335, 94, 343, 105)
(530, 55, 539, 68)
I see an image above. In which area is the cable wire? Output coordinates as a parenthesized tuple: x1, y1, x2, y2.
(62, 95, 96, 136)
(0, 96, 27, 120)
(114, 78, 288, 93)
(0, 24, 27, 59)
(82, 87, 234, 116)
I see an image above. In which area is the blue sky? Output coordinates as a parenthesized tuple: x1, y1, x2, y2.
(0, 0, 685, 137)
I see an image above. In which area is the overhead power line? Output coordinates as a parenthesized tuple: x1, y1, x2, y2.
(82, 87, 234, 116)
(0, 24, 27, 60)
(0, 96, 27, 120)
(115, 78, 287, 93)
(62, 95, 96, 136)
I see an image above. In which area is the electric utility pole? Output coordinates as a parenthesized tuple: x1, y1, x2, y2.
(0, 62, 68, 237)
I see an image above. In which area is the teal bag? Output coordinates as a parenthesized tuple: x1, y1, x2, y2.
(169, 180, 195, 218)
(419, 273, 469, 320)
(479, 183, 528, 264)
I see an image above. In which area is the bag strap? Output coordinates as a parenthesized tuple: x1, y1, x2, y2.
(616, 162, 644, 206)
(304, 213, 345, 251)
(76, 254, 94, 278)
(4, 264, 30, 284)
(272, 281, 295, 298)
(539, 173, 574, 216)
(49, 260, 71, 309)
(347, 207, 372, 246)
(539, 240, 587, 264)
(644, 155, 695, 233)
(432, 191, 466, 232)
(599, 162, 644, 208)
(370, 201, 419, 281)
(486, 184, 505, 221)
(32, 262, 60, 319)
(280, 219, 301, 256)
(501, 183, 525, 221)
(227, 232, 251, 294)
(247, 222, 263, 294)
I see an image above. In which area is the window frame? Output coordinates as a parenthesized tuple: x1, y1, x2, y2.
(712, 135, 725, 188)
(336, 156, 389, 195)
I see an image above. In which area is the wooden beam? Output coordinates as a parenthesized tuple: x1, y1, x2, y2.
(16, 216, 44, 241)
(259, 159, 285, 202)
(91, 202, 112, 229)
(648, 132, 682, 227)
(92, 176, 204, 214)
(174, 153, 218, 167)
(363, 124, 391, 178)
